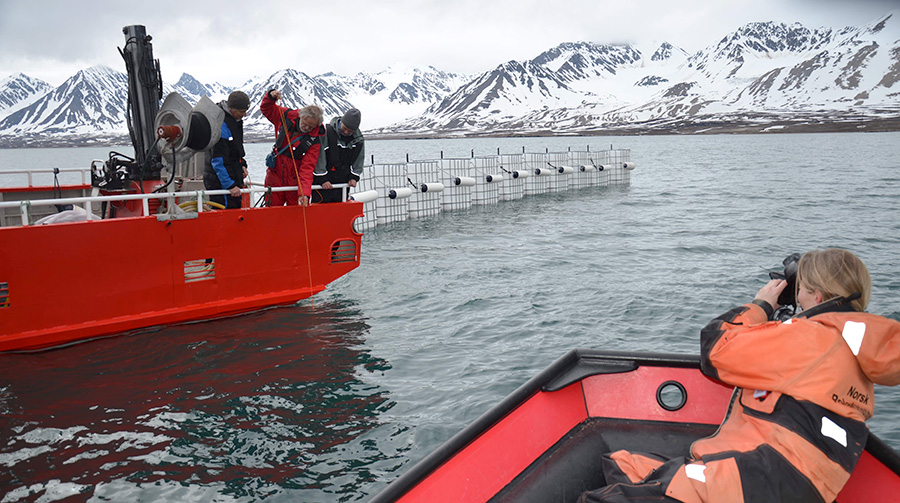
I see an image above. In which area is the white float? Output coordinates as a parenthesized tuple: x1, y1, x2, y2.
(349, 190, 378, 203)
(420, 182, 445, 193)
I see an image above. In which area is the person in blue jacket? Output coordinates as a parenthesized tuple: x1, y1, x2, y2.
(203, 90, 249, 209)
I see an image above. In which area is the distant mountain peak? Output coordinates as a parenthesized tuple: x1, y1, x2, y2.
(0, 73, 53, 119)
(867, 13, 893, 34)
(2, 12, 900, 145)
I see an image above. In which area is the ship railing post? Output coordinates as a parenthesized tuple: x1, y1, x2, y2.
(198, 191, 205, 213)
(19, 200, 29, 226)
(142, 196, 150, 217)
(85, 199, 92, 218)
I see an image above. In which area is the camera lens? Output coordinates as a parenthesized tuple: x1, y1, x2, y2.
(776, 253, 801, 307)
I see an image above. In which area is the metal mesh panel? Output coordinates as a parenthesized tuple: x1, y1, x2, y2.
(546, 152, 569, 193)
(498, 154, 526, 201)
(439, 158, 474, 211)
(601, 149, 632, 185)
(372, 163, 410, 226)
(568, 150, 602, 188)
(405, 161, 443, 220)
(524, 153, 552, 195)
(350, 166, 378, 233)
(471, 156, 501, 206)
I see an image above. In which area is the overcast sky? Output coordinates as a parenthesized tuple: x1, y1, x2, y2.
(0, 0, 897, 87)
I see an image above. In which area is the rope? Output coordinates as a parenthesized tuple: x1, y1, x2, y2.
(279, 105, 315, 308)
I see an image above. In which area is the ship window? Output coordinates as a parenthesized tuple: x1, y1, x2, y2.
(184, 258, 216, 283)
(656, 380, 687, 411)
(0, 282, 8, 308)
(330, 240, 357, 264)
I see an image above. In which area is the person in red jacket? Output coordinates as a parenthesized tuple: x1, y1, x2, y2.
(579, 248, 900, 503)
(260, 89, 325, 206)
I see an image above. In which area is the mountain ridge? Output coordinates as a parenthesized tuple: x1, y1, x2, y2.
(1, 13, 898, 147)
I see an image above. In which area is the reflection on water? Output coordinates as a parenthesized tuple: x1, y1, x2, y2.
(0, 300, 394, 502)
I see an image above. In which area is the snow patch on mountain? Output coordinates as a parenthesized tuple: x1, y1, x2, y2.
(0, 73, 53, 119)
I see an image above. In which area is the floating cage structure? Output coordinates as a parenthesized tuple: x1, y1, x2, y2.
(348, 147, 632, 231)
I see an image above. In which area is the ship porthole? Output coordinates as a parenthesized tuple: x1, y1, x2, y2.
(656, 381, 687, 411)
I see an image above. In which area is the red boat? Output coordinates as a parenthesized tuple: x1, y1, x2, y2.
(0, 25, 362, 352)
(368, 350, 900, 503)
(0, 197, 361, 352)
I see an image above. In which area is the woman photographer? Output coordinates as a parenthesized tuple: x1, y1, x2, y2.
(580, 248, 900, 503)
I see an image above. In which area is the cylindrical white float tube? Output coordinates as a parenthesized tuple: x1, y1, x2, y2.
(388, 187, 413, 199)
(349, 189, 378, 203)
(485, 174, 504, 183)
(623, 162, 636, 171)
(421, 182, 445, 193)
(558, 165, 575, 174)
(580, 165, 596, 172)
(512, 170, 530, 179)
(534, 167, 554, 176)
(454, 176, 476, 187)
(598, 165, 610, 171)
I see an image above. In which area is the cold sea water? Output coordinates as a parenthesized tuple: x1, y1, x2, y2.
(1, 132, 900, 502)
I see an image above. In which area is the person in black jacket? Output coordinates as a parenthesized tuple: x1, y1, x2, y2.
(203, 90, 249, 209)
(312, 108, 365, 203)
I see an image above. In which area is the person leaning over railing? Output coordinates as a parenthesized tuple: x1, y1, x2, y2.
(260, 89, 325, 207)
(203, 91, 249, 209)
(312, 108, 364, 204)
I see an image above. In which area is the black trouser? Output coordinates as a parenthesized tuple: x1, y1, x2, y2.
(209, 193, 242, 209)
(311, 187, 343, 204)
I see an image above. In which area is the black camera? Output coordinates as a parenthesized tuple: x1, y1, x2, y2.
(769, 253, 801, 307)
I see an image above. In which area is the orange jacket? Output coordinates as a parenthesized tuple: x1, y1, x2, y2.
(676, 302, 900, 502)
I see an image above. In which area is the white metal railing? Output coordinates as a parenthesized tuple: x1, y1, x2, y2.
(0, 183, 351, 226)
(0, 166, 94, 187)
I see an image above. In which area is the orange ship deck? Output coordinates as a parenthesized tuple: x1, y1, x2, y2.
(0, 202, 363, 352)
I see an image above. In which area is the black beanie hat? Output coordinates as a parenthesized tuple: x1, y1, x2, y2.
(342, 108, 361, 130)
(227, 91, 250, 111)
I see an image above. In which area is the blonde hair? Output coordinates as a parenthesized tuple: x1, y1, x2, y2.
(797, 248, 871, 312)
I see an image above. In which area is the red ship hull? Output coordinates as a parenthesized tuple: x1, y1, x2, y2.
(0, 201, 362, 352)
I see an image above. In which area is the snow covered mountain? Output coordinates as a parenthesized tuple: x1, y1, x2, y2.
(169, 73, 231, 103)
(0, 73, 52, 120)
(0, 66, 129, 145)
(388, 13, 900, 135)
(1, 12, 899, 146)
(310, 66, 472, 129)
(0, 64, 469, 146)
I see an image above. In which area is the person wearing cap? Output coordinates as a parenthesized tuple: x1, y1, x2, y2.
(203, 90, 249, 209)
(312, 108, 365, 203)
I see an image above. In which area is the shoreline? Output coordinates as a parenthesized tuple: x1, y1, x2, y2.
(1, 118, 899, 149)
